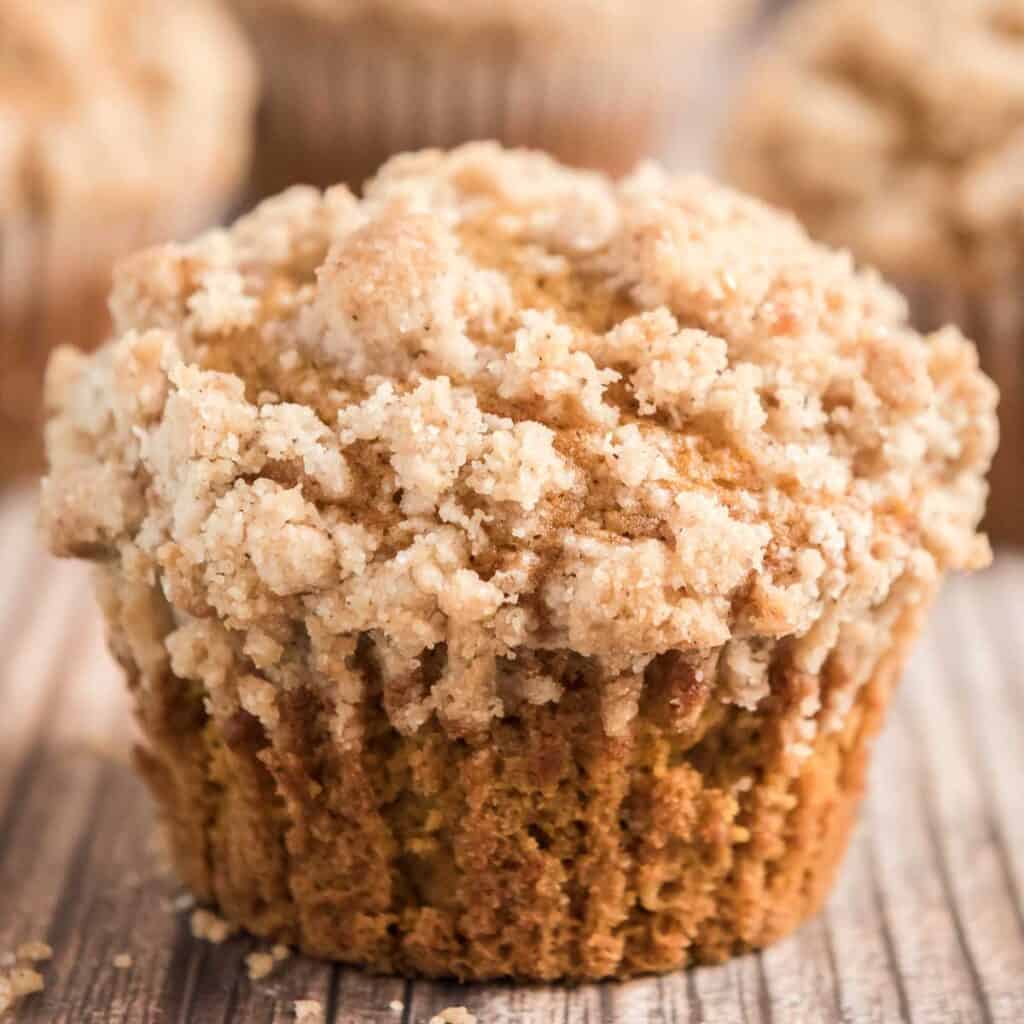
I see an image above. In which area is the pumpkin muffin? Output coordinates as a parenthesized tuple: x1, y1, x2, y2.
(726, 0, 1023, 542)
(230, 0, 754, 195)
(42, 144, 996, 980)
(0, 0, 256, 479)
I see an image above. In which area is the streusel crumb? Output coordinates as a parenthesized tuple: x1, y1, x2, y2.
(245, 952, 275, 980)
(429, 1008, 476, 1024)
(0, 967, 44, 1015)
(293, 999, 324, 1024)
(42, 143, 996, 748)
(14, 943, 51, 964)
(190, 909, 237, 944)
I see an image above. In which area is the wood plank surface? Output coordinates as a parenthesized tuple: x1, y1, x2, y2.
(1, 476, 1022, 1024)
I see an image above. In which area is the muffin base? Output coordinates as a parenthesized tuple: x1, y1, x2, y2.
(240, 12, 690, 195)
(93, 567, 938, 982)
(904, 281, 1021, 546)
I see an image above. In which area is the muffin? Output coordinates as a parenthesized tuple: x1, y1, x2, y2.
(231, 0, 754, 195)
(725, 0, 1023, 542)
(0, 0, 256, 479)
(41, 144, 996, 980)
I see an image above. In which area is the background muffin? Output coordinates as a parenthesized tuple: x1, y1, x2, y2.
(41, 145, 996, 980)
(0, 0, 256, 479)
(231, 0, 754, 196)
(725, 0, 1024, 542)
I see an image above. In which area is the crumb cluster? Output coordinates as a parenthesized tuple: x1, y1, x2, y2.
(190, 908, 238, 944)
(0, 0, 254, 216)
(728, 0, 1024, 287)
(43, 143, 996, 747)
(293, 999, 324, 1024)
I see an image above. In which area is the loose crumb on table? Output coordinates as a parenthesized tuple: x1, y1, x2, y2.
(430, 1008, 477, 1024)
(293, 998, 325, 1024)
(0, 966, 45, 1016)
(190, 908, 238, 944)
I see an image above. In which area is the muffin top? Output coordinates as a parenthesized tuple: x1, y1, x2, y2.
(0, 0, 255, 217)
(43, 144, 996, 739)
(230, 0, 750, 52)
(726, 0, 1024, 288)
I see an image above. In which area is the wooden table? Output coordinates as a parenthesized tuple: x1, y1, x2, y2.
(1, 477, 1023, 1023)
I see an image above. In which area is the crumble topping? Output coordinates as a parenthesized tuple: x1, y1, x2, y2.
(43, 143, 997, 742)
(727, 0, 1024, 287)
(0, 0, 255, 216)
(14, 944, 51, 964)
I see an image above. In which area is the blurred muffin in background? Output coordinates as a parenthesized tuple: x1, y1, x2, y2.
(0, 0, 256, 479)
(725, 0, 1024, 543)
(231, 0, 754, 196)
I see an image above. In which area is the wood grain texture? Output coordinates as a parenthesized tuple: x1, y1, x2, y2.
(1, 480, 1022, 1024)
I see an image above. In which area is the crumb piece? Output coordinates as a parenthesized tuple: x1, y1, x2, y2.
(245, 952, 275, 980)
(14, 942, 51, 963)
(429, 1008, 476, 1024)
(272, 944, 291, 961)
(0, 966, 44, 1014)
(190, 909, 237, 944)
(389, 999, 404, 1013)
(173, 891, 196, 912)
(112, 954, 133, 969)
(293, 998, 325, 1024)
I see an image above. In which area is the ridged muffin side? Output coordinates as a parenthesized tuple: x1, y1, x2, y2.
(97, 560, 933, 979)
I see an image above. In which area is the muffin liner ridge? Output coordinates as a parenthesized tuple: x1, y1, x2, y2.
(104, 564, 936, 980)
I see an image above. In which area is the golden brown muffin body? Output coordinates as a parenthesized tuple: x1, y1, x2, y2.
(43, 144, 997, 979)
